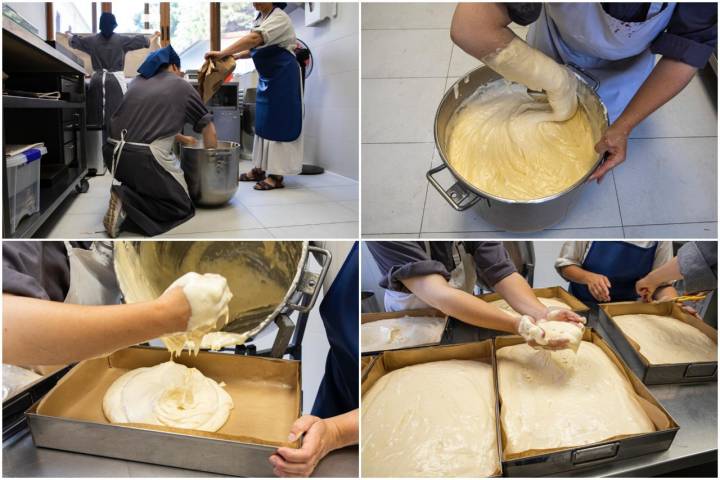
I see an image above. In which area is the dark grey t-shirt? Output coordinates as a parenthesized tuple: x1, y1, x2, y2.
(109, 71, 212, 143)
(367, 241, 517, 293)
(2, 242, 90, 301)
(69, 33, 149, 71)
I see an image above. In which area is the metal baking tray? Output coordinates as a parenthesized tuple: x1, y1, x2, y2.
(361, 340, 503, 477)
(3, 365, 72, 441)
(599, 301, 717, 385)
(478, 286, 590, 314)
(494, 328, 679, 476)
(26, 346, 301, 476)
(360, 308, 450, 356)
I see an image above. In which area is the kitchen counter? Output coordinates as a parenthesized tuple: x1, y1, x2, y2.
(443, 316, 718, 476)
(2, 430, 358, 478)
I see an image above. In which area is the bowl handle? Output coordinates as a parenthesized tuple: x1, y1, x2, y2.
(286, 245, 333, 313)
(426, 163, 481, 211)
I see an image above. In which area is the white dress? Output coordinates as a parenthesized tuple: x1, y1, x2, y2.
(251, 8, 303, 176)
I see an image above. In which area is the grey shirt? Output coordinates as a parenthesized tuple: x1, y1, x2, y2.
(69, 33, 149, 71)
(2, 242, 90, 301)
(109, 71, 213, 143)
(678, 242, 717, 293)
(367, 241, 517, 293)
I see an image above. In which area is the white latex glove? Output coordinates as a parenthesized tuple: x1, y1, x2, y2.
(162, 272, 233, 356)
(519, 310, 586, 351)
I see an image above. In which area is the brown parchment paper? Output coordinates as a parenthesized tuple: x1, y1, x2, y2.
(494, 328, 677, 461)
(360, 308, 449, 353)
(479, 286, 590, 313)
(36, 347, 301, 448)
(361, 341, 502, 477)
(600, 301, 718, 366)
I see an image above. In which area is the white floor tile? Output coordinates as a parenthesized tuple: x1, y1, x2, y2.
(630, 73, 717, 139)
(361, 233, 424, 239)
(313, 185, 359, 202)
(282, 172, 358, 188)
(548, 176, 623, 229)
(246, 202, 357, 228)
(419, 227, 625, 239)
(362, 2, 456, 30)
(362, 29, 453, 78)
(62, 194, 110, 216)
(160, 228, 274, 239)
(362, 143, 435, 235)
(236, 186, 329, 207)
(616, 137, 717, 225)
(46, 213, 106, 237)
(338, 200, 358, 213)
(362, 78, 447, 143)
(269, 222, 359, 239)
(165, 200, 264, 235)
(623, 222, 717, 239)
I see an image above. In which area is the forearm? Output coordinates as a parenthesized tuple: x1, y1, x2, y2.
(234, 50, 251, 60)
(326, 409, 358, 451)
(202, 122, 218, 149)
(218, 32, 263, 58)
(402, 274, 519, 333)
(493, 272, 548, 320)
(654, 285, 678, 301)
(2, 295, 186, 365)
(451, 3, 514, 59)
(614, 58, 696, 133)
(559, 265, 592, 284)
(646, 257, 684, 287)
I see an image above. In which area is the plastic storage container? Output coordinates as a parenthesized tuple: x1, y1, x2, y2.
(5, 147, 45, 234)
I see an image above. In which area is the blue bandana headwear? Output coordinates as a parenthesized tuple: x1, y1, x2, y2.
(137, 45, 181, 79)
(99, 12, 117, 38)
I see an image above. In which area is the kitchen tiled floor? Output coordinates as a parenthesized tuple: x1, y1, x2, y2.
(41, 161, 359, 239)
(361, 2, 718, 239)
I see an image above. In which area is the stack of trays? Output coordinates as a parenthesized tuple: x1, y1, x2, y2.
(25, 347, 301, 476)
(361, 329, 679, 477)
(599, 301, 718, 384)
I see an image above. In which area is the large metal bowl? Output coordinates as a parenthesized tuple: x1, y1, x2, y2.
(180, 141, 240, 207)
(113, 241, 331, 341)
(429, 66, 608, 232)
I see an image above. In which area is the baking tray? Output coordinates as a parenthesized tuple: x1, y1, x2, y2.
(360, 355, 376, 378)
(361, 340, 503, 477)
(360, 308, 449, 356)
(478, 286, 590, 314)
(26, 346, 301, 476)
(599, 301, 718, 385)
(494, 328, 679, 476)
(3, 365, 72, 441)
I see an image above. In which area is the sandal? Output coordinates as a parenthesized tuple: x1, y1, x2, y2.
(240, 168, 266, 182)
(254, 175, 285, 190)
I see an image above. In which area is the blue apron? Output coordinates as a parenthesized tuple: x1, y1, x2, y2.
(250, 44, 302, 142)
(527, 3, 676, 122)
(311, 242, 359, 419)
(569, 241, 658, 303)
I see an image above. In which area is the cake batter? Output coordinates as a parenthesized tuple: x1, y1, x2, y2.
(361, 315, 446, 353)
(446, 80, 597, 201)
(362, 359, 499, 477)
(613, 313, 717, 364)
(103, 360, 233, 432)
(497, 341, 655, 455)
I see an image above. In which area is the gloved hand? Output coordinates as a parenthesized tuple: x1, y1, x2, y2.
(518, 310, 586, 351)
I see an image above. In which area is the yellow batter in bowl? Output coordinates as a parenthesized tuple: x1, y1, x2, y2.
(446, 81, 598, 201)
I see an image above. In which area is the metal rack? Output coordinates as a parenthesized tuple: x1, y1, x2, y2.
(2, 16, 89, 238)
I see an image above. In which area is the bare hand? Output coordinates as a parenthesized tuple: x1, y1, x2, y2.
(205, 50, 222, 60)
(589, 124, 629, 183)
(269, 415, 337, 477)
(636, 276, 658, 303)
(175, 134, 198, 146)
(585, 272, 612, 302)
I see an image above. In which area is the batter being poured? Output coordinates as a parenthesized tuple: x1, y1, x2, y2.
(446, 38, 599, 201)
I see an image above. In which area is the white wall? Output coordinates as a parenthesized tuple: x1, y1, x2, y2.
(5, 2, 47, 38)
(289, 2, 359, 180)
(532, 241, 569, 289)
(361, 242, 385, 310)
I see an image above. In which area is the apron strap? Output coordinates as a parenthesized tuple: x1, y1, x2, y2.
(108, 131, 152, 186)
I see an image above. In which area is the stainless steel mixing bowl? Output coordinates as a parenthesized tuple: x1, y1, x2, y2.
(180, 141, 240, 207)
(429, 66, 609, 232)
(113, 241, 331, 340)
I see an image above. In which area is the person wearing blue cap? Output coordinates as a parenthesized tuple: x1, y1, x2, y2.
(101, 45, 218, 238)
(205, 2, 302, 191)
(67, 13, 160, 142)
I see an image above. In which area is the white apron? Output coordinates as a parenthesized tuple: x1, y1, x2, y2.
(63, 241, 121, 305)
(108, 130, 189, 195)
(384, 242, 477, 312)
(101, 69, 127, 124)
(527, 3, 676, 122)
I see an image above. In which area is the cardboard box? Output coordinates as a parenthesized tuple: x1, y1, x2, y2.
(361, 341, 502, 477)
(494, 328, 679, 476)
(360, 308, 449, 355)
(599, 301, 718, 384)
(479, 286, 590, 314)
(27, 347, 301, 476)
